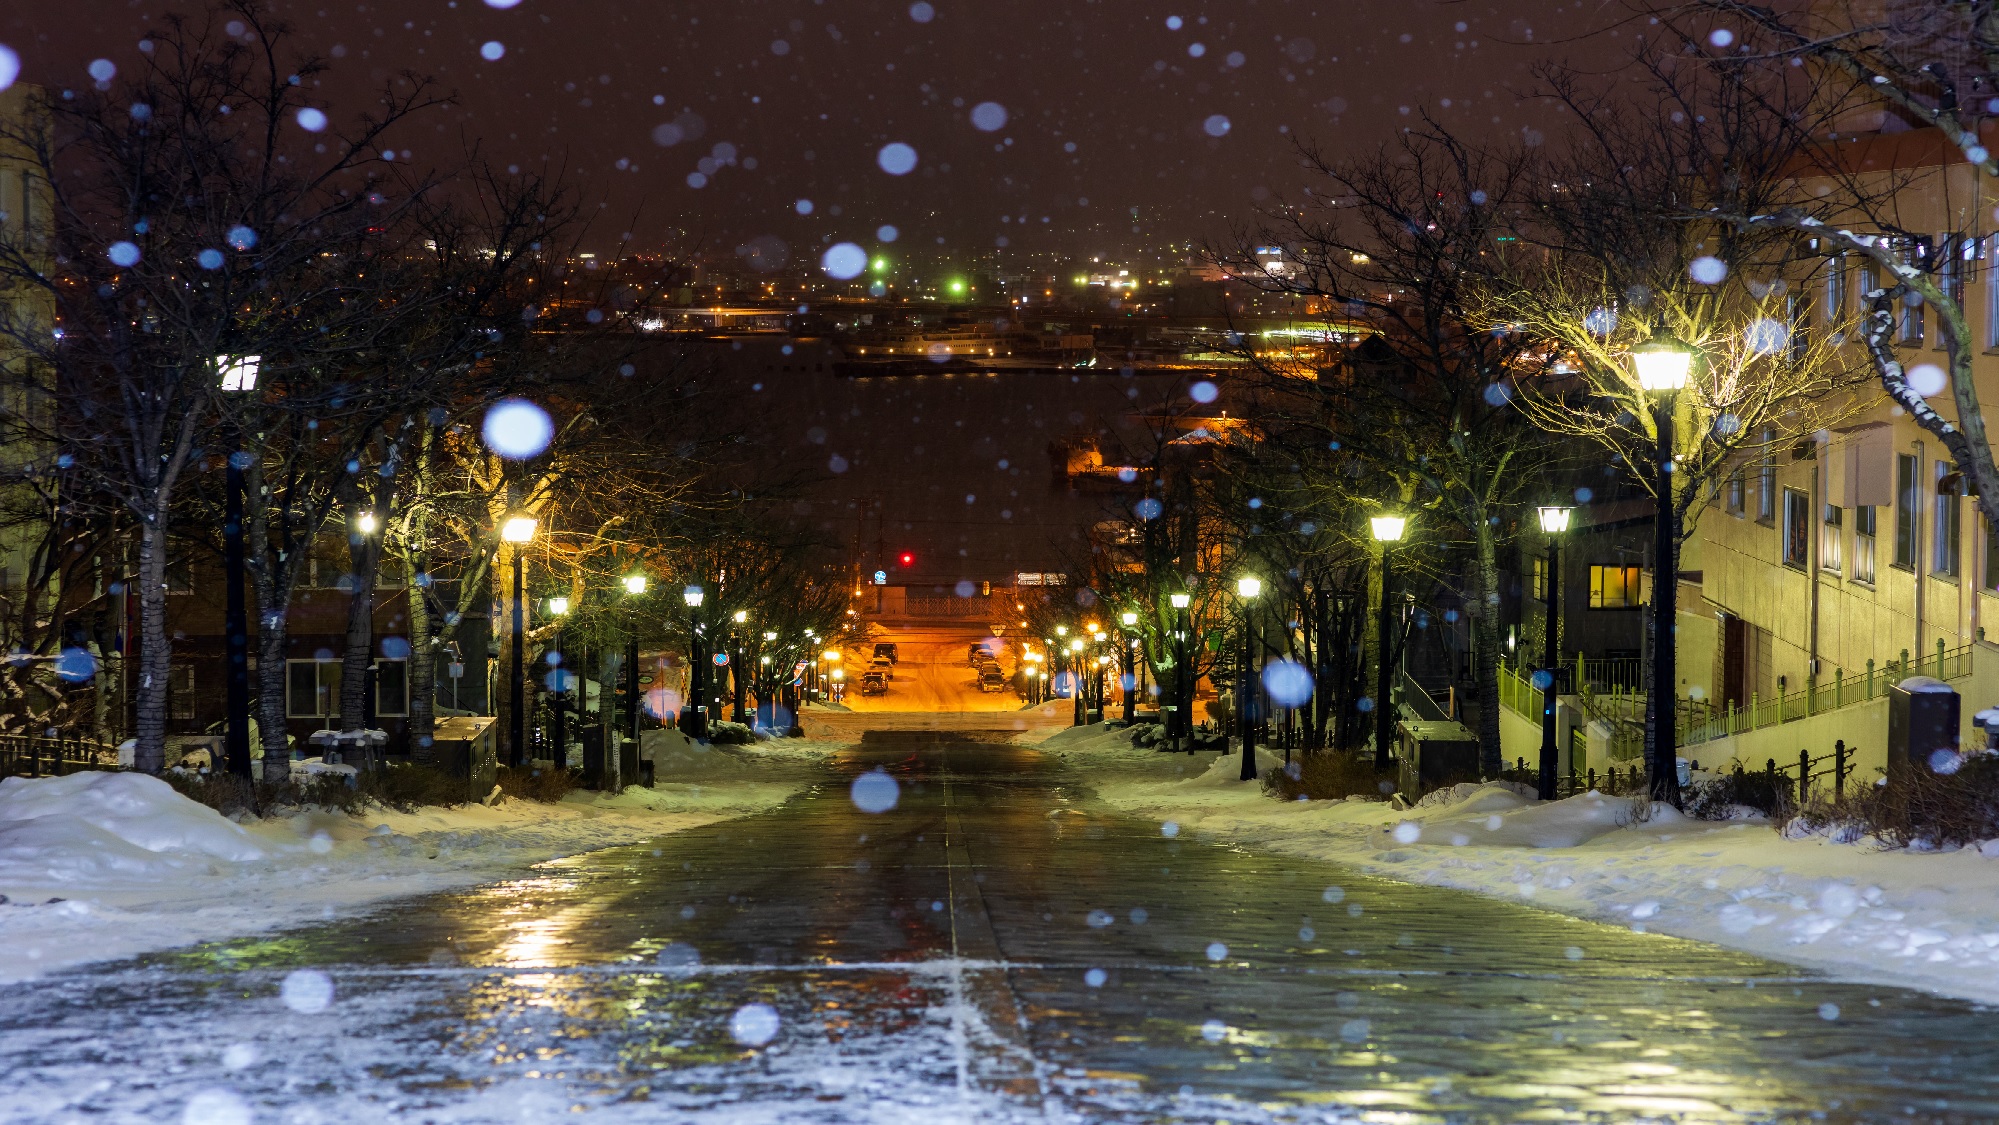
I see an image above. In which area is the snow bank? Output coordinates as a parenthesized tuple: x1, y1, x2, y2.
(1057, 748, 1999, 1006)
(0, 743, 838, 982)
(0, 772, 268, 887)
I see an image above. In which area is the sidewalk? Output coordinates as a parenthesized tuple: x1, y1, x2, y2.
(1037, 724, 1999, 1006)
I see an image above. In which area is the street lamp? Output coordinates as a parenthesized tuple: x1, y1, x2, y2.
(1634, 324, 1693, 807)
(1120, 610, 1140, 722)
(682, 585, 708, 739)
(1370, 511, 1407, 771)
(216, 354, 260, 780)
(547, 595, 571, 767)
(729, 610, 749, 722)
(1535, 504, 1574, 800)
(1068, 637, 1087, 725)
(1169, 592, 1192, 749)
(617, 573, 647, 791)
(1235, 576, 1263, 780)
(500, 512, 538, 767)
(354, 510, 379, 536)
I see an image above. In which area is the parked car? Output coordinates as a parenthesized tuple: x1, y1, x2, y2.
(978, 669, 1008, 693)
(873, 642, 900, 664)
(968, 642, 993, 665)
(975, 658, 1002, 678)
(870, 655, 895, 680)
(861, 670, 888, 695)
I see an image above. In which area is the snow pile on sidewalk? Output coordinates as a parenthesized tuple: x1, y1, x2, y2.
(1041, 731, 1999, 1005)
(0, 772, 268, 885)
(0, 743, 837, 982)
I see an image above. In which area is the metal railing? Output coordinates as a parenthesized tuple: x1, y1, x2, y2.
(0, 735, 120, 777)
(1681, 639, 1973, 747)
(1502, 638, 1975, 750)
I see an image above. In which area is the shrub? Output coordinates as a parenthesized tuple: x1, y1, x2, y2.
(161, 769, 372, 817)
(363, 763, 469, 812)
(1684, 768, 1792, 821)
(496, 763, 576, 803)
(1264, 751, 1394, 802)
(1789, 753, 1999, 849)
(706, 721, 756, 745)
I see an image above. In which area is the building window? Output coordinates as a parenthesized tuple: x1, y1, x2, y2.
(1853, 505, 1877, 584)
(287, 660, 342, 719)
(1985, 517, 1999, 593)
(1821, 504, 1843, 573)
(1783, 488, 1811, 568)
(1935, 460, 1962, 576)
(1757, 431, 1777, 523)
(1900, 292, 1925, 344)
(1823, 254, 1846, 325)
(376, 660, 409, 717)
(1529, 554, 1548, 602)
(1988, 235, 1999, 349)
(1940, 236, 1965, 350)
(1895, 453, 1919, 568)
(170, 664, 195, 720)
(1726, 470, 1746, 517)
(1589, 565, 1643, 609)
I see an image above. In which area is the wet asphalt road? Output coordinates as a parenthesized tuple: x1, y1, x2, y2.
(4, 731, 1999, 1123)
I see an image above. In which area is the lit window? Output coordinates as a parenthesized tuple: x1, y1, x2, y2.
(1588, 565, 1642, 609)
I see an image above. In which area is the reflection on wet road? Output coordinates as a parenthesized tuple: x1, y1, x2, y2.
(4, 731, 1998, 1122)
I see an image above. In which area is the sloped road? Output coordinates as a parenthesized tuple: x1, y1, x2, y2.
(2, 731, 1997, 1122)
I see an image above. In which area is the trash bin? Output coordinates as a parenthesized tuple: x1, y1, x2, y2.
(431, 716, 498, 803)
(579, 727, 605, 790)
(1889, 676, 1960, 779)
(1396, 719, 1479, 796)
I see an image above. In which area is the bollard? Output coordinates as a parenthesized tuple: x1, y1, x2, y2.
(1799, 747, 1811, 806)
(1834, 739, 1847, 801)
(1588, 766, 1597, 791)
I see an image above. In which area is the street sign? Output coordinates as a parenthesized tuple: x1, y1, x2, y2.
(873, 569, 887, 585)
(712, 652, 730, 666)
(446, 662, 464, 680)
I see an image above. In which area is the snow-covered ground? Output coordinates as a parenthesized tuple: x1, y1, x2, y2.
(0, 732, 839, 982)
(1037, 723, 1999, 1006)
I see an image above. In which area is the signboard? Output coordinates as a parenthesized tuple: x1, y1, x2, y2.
(873, 569, 888, 585)
(1016, 572, 1069, 587)
(712, 652, 730, 666)
(446, 662, 464, 680)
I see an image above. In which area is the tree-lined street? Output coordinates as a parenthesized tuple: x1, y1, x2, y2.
(4, 731, 1997, 1122)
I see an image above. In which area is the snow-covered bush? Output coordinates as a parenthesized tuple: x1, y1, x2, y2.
(706, 721, 756, 745)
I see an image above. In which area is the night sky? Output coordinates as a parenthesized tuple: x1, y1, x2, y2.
(1, 0, 1623, 257)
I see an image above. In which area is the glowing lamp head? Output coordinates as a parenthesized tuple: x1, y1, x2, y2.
(823, 650, 840, 661)
(1632, 326, 1694, 393)
(1121, 611, 1139, 626)
(1069, 639, 1084, 653)
(623, 574, 648, 595)
(500, 513, 537, 543)
(732, 609, 748, 624)
(683, 585, 705, 608)
(1056, 625, 1068, 637)
(354, 511, 379, 536)
(1537, 505, 1574, 535)
(217, 354, 260, 393)
(548, 596, 570, 616)
(1170, 592, 1191, 609)
(763, 631, 777, 642)
(1370, 514, 1407, 543)
(1236, 576, 1262, 598)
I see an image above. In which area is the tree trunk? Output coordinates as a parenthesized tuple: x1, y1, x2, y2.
(1471, 512, 1505, 777)
(255, 591, 292, 766)
(491, 541, 517, 764)
(132, 509, 171, 773)
(337, 523, 382, 734)
(405, 555, 437, 761)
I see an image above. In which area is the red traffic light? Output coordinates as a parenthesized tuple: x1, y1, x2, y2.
(899, 553, 914, 566)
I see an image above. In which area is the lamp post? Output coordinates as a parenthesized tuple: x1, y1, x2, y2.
(1068, 637, 1087, 726)
(1633, 325, 1694, 807)
(619, 573, 646, 790)
(500, 513, 538, 767)
(761, 630, 778, 728)
(730, 609, 749, 723)
(1235, 576, 1263, 780)
(1535, 505, 1573, 800)
(1170, 591, 1192, 750)
(1369, 513, 1407, 770)
(682, 585, 708, 739)
(1120, 610, 1139, 722)
(547, 596, 571, 766)
(217, 355, 259, 780)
